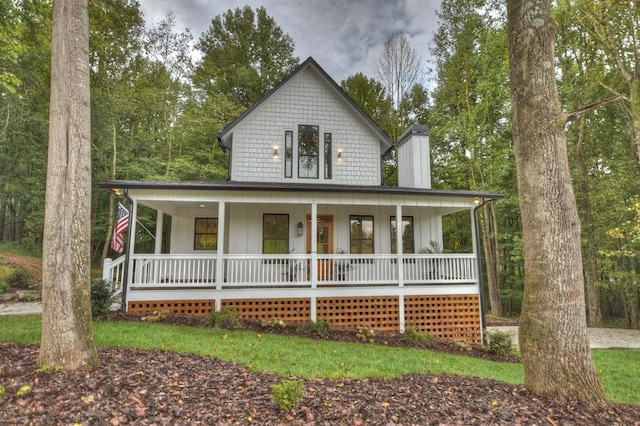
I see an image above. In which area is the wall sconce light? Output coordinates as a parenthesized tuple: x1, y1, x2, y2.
(273, 147, 279, 157)
(337, 150, 343, 160)
(296, 221, 304, 237)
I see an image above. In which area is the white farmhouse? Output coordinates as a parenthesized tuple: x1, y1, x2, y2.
(101, 57, 501, 343)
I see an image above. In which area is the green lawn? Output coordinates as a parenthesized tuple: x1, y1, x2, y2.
(1, 315, 638, 406)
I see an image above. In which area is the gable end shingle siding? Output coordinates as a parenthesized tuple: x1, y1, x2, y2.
(230, 66, 382, 186)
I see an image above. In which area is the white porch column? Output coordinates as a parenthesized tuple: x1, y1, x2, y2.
(154, 210, 163, 254)
(470, 206, 479, 283)
(396, 204, 405, 287)
(215, 202, 226, 312)
(396, 204, 405, 332)
(310, 203, 318, 322)
(127, 200, 138, 290)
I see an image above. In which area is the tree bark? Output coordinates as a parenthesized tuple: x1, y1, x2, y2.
(40, 0, 97, 369)
(481, 203, 503, 316)
(506, 0, 607, 405)
(574, 118, 602, 327)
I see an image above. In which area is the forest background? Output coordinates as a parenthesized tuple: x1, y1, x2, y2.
(1, 0, 638, 329)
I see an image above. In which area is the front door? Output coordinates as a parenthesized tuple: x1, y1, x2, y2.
(306, 214, 334, 280)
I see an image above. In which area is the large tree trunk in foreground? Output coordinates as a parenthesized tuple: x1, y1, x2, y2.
(506, 0, 607, 405)
(40, 0, 97, 369)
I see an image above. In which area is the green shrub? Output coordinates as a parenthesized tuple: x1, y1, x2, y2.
(271, 379, 305, 411)
(297, 319, 332, 338)
(485, 329, 514, 356)
(356, 326, 375, 343)
(90, 279, 116, 316)
(204, 307, 241, 329)
(0, 384, 4, 400)
(261, 317, 285, 329)
(403, 327, 433, 347)
(8, 269, 32, 290)
(0, 281, 8, 294)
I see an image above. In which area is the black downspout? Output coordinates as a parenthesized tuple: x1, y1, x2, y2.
(120, 189, 134, 312)
(473, 198, 488, 345)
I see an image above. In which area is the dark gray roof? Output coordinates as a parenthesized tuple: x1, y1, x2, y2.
(217, 57, 394, 150)
(99, 180, 503, 201)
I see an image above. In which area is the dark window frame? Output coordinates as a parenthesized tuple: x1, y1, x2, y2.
(284, 130, 293, 178)
(298, 124, 319, 179)
(390, 216, 415, 254)
(262, 214, 290, 254)
(194, 217, 218, 250)
(349, 215, 374, 254)
(324, 132, 332, 179)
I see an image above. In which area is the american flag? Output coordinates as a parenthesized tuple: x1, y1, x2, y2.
(110, 203, 129, 253)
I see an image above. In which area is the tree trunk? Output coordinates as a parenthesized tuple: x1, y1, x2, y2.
(575, 118, 602, 327)
(101, 123, 118, 264)
(481, 203, 503, 316)
(506, 0, 607, 405)
(39, 0, 97, 369)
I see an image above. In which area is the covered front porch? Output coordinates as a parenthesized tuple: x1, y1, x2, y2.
(101, 181, 500, 342)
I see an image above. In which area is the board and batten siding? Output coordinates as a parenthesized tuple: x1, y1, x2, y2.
(229, 66, 383, 185)
(170, 204, 445, 256)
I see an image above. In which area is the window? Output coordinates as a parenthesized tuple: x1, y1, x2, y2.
(350, 215, 374, 254)
(324, 133, 332, 179)
(263, 214, 289, 254)
(284, 131, 293, 178)
(390, 216, 414, 254)
(298, 124, 319, 178)
(194, 218, 217, 250)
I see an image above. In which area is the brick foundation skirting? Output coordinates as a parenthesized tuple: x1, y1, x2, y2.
(127, 294, 481, 343)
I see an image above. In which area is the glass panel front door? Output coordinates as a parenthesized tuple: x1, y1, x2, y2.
(306, 215, 334, 280)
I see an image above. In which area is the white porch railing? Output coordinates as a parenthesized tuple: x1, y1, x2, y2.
(102, 255, 126, 295)
(117, 253, 477, 289)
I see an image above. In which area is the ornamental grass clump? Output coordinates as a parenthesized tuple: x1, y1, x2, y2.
(403, 327, 433, 347)
(204, 307, 241, 330)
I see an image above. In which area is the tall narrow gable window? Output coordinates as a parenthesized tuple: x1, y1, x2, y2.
(284, 131, 293, 178)
(350, 215, 374, 254)
(324, 133, 332, 179)
(298, 124, 319, 178)
(390, 216, 414, 254)
(263, 214, 289, 254)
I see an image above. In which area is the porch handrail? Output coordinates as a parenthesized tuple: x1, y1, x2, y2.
(102, 255, 126, 295)
(116, 253, 478, 289)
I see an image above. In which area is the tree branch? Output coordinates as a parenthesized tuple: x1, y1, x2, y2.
(564, 95, 623, 124)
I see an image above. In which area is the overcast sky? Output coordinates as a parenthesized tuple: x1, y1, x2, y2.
(138, 0, 442, 84)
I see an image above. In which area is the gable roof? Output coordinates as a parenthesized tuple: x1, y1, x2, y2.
(217, 56, 394, 150)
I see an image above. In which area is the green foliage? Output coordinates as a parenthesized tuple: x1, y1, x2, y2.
(204, 308, 241, 330)
(297, 320, 332, 338)
(485, 330, 514, 356)
(8, 269, 32, 290)
(403, 328, 433, 347)
(37, 365, 62, 373)
(90, 279, 116, 316)
(194, 5, 299, 108)
(0, 384, 4, 400)
(356, 326, 375, 343)
(0, 280, 8, 294)
(16, 385, 30, 397)
(271, 379, 305, 411)
(261, 317, 285, 329)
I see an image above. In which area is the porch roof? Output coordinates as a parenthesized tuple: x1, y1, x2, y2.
(100, 180, 502, 201)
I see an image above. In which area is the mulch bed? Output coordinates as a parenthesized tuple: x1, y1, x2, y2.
(1, 313, 639, 425)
